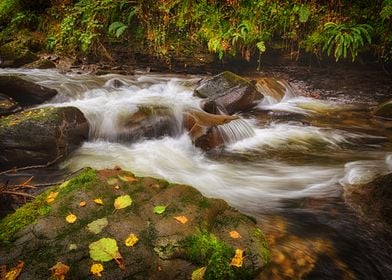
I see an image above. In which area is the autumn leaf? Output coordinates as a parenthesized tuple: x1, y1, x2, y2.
(4, 260, 24, 280)
(114, 185, 120, 190)
(49, 262, 70, 280)
(94, 198, 104, 205)
(229, 230, 241, 239)
(46, 191, 59, 204)
(191, 266, 206, 280)
(89, 238, 119, 262)
(79, 201, 87, 207)
(230, 249, 244, 267)
(90, 263, 104, 277)
(87, 218, 109, 234)
(114, 195, 132, 210)
(125, 233, 139, 247)
(118, 174, 137, 182)
(153, 205, 167, 214)
(65, 214, 77, 224)
(174, 216, 188, 224)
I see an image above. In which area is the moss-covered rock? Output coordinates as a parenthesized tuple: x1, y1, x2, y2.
(0, 93, 21, 117)
(0, 40, 38, 68)
(0, 168, 270, 279)
(0, 106, 89, 171)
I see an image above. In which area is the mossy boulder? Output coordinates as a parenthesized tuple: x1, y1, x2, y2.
(194, 71, 264, 115)
(0, 168, 270, 279)
(24, 59, 56, 69)
(0, 93, 21, 117)
(0, 106, 89, 171)
(0, 41, 38, 68)
(374, 100, 392, 120)
(0, 75, 57, 106)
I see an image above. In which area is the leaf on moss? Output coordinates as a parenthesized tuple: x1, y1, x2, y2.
(5, 260, 24, 280)
(49, 262, 70, 280)
(191, 266, 206, 280)
(46, 191, 59, 204)
(94, 198, 104, 205)
(79, 201, 87, 207)
(65, 214, 77, 224)
(90, 263, 104, 277)
(230, 249, 244, 267)
(153, 205, 166, 214)
(89, 238, 119, 262)
(114, 195, 132, 210)
(174, 216, 188, 224)
(87, 218, 109, 234)
(125, 233, 139, 247)
(229, 230, 241, 239)
(118, 174, 137, 182)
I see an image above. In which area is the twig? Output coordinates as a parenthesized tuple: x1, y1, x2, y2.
(2, 190, 35, 198)
(0, 155, 63, 175)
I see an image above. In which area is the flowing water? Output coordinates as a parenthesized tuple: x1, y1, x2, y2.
(1, 68, 391, 279)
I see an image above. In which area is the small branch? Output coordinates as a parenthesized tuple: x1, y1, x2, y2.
(2, 191, 35, 199)
(0, 155, 63, 175)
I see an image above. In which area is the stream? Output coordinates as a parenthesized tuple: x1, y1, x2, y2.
(1, 68, 392, 279)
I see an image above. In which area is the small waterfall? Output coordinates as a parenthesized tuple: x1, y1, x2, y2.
(217, 118, 256, 144)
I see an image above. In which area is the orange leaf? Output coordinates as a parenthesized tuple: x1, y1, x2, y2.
(90, 263, 104, 277)
(65, 214, 77, 224)
(114, 185, 120, 190)
(79, 201, 87, 207)
(174, 216, 188, 224)
(94, 198, 104, 205)
(5, 260, 24, 280)
(125, 233, 139, 247)
(49, 262, 70, 280)
(229, 230, 241, 239)
(230, 249, 244, 267)
(46, 191, 59, 204)
(118, 174, 137, 182)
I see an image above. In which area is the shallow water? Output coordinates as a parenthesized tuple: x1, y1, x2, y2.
(1, 68, 391, 279)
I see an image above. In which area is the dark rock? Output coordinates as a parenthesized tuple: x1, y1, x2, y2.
(0, 93, 22, 117)
(0, 76, 57, 106)
(0, 107, 89, 171)
(194, 71, 264, 115)
(374, 100, 392, 119)
(0, 41, 38, 68)
(24, 59, 56, 69)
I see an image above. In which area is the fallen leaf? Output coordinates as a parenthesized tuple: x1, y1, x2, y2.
(46, 191, 59, 204)
(69, 244, 77, 251)
(89, 238, 119, 262)
(79, 201, 87, 207)
(49, 262, 70, 280)
(229, 230, 241, 239)
(114, 195, 132, 210)
(65, 214, 77, 224)
(118, 174, 137, 182)
(174, 216, 188, 224)
(106, 178, 119, 185)
(94, 198, 104, 205)
(5, 260, 24, 280)
(230, 249, 244, 267)
(90, 263, 104, 277)
(114, 185, 120, 190)
(125, 233, 139, 247)
(191, 266, 206, 280)
(87, 218, 109, 234)
(153, 205, 166, 215)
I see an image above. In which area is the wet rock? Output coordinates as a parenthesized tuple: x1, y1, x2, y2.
(343, 172, 392, 232)
(24, 59, 56, 69)
(0, 41, 38, 68)
(0, 107, 89, 171)
(0, 76, 57, 106)
(194, 71, 263, 114)
(0, 168, 270, 279)
(374, 100, 392, 119)
(255, 77, 287, 102)
(0, 93, 22, 117)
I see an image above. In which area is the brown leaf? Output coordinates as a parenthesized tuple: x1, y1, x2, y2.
(49, 262, 70, 280)
(230, 249, 244, 267)
(229, 230, 241, 239)
(4, 260, 24, 280)
(174, 216, 188, 224)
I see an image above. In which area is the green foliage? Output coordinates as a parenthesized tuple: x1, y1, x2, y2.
(108, 21, 127, 38)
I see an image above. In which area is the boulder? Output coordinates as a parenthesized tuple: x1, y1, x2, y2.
(0, 41, 38, 68)
(343, 172, 392, 232)
(24, 59, 57, 69)
(194, 71, 263, 115)
(0, 107, 89, 171)
(374, 100, 392, 120)
(0, 168, 270, 279)
(0, 93, 22, 117)
(0, 75, 57, 106)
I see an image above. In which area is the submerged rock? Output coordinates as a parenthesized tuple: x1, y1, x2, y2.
(0, 93, 22, 117)
(0, 168, 270, 279)
(374, 100, 392, 120)
(0, 76, 57, 106)
(194, 71, 263, 115)
(0, 107, 89, 171)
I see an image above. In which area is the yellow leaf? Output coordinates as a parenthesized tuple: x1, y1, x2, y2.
(90, 263, 104, 277)
(79, 201, 87, 207)
(5, 260, 24, 280)
(65, 214, 77, 224)
(118, 174, 137, 182)
(191, 266, 206, 280)
(229, 230, 241, 239)
(230, 249, 244, 267)
(46, 191, 59, 204)
(114, 185, 120, 190)
(49, 262, 70, 280)
(94, 198, 104, 205)
(174, 216, 188, 224)
(125, 233, 139, 247)
(114, 195, 132, 210)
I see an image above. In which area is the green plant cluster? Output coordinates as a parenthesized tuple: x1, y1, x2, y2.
(1, 0, 392, 63)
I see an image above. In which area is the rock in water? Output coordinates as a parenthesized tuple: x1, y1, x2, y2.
(0, 76, 57, 106)
(0, 93, 22, 117)
(0, 107, 89, 171)
(374, 99, 392, 120)
(0, 41, 38, 68)
(194, 71, 263, 115)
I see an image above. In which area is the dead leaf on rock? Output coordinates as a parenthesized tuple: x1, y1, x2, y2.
(90, 263, 104, 277)
(118, 174, 137, 182)
(125, 233, 139, 247)
(93, 198, 104, 205)
(66, 214, 77, 224)
(230, 249, 244, 267)
(229, 230, 241, 239)
(174, 216, 188, 224)
(4, 260, 24, 280)
(49, 262, 70, 280)
(79, 201, 87, 207)
(191, 266, 206, 280)
(46, 191, 59, 204)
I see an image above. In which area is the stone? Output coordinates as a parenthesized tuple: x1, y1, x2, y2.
(0, 75, 57, 106)
(194, 71, 264, 115)
(0, 93, 22, 117)
(374, 99, 392, 119)
(24, 59, 56, 69)
(0, 107, 89, 171)
(0, 41, 38, 68)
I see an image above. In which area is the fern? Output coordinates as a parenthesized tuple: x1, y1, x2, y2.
(108, 21, 128, 38)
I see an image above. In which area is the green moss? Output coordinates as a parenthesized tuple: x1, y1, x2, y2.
(58, 168, 97, 196)
(253, 228, 270, 265)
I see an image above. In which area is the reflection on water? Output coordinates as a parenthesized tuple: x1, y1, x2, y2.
(1, 69, 391, 279)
